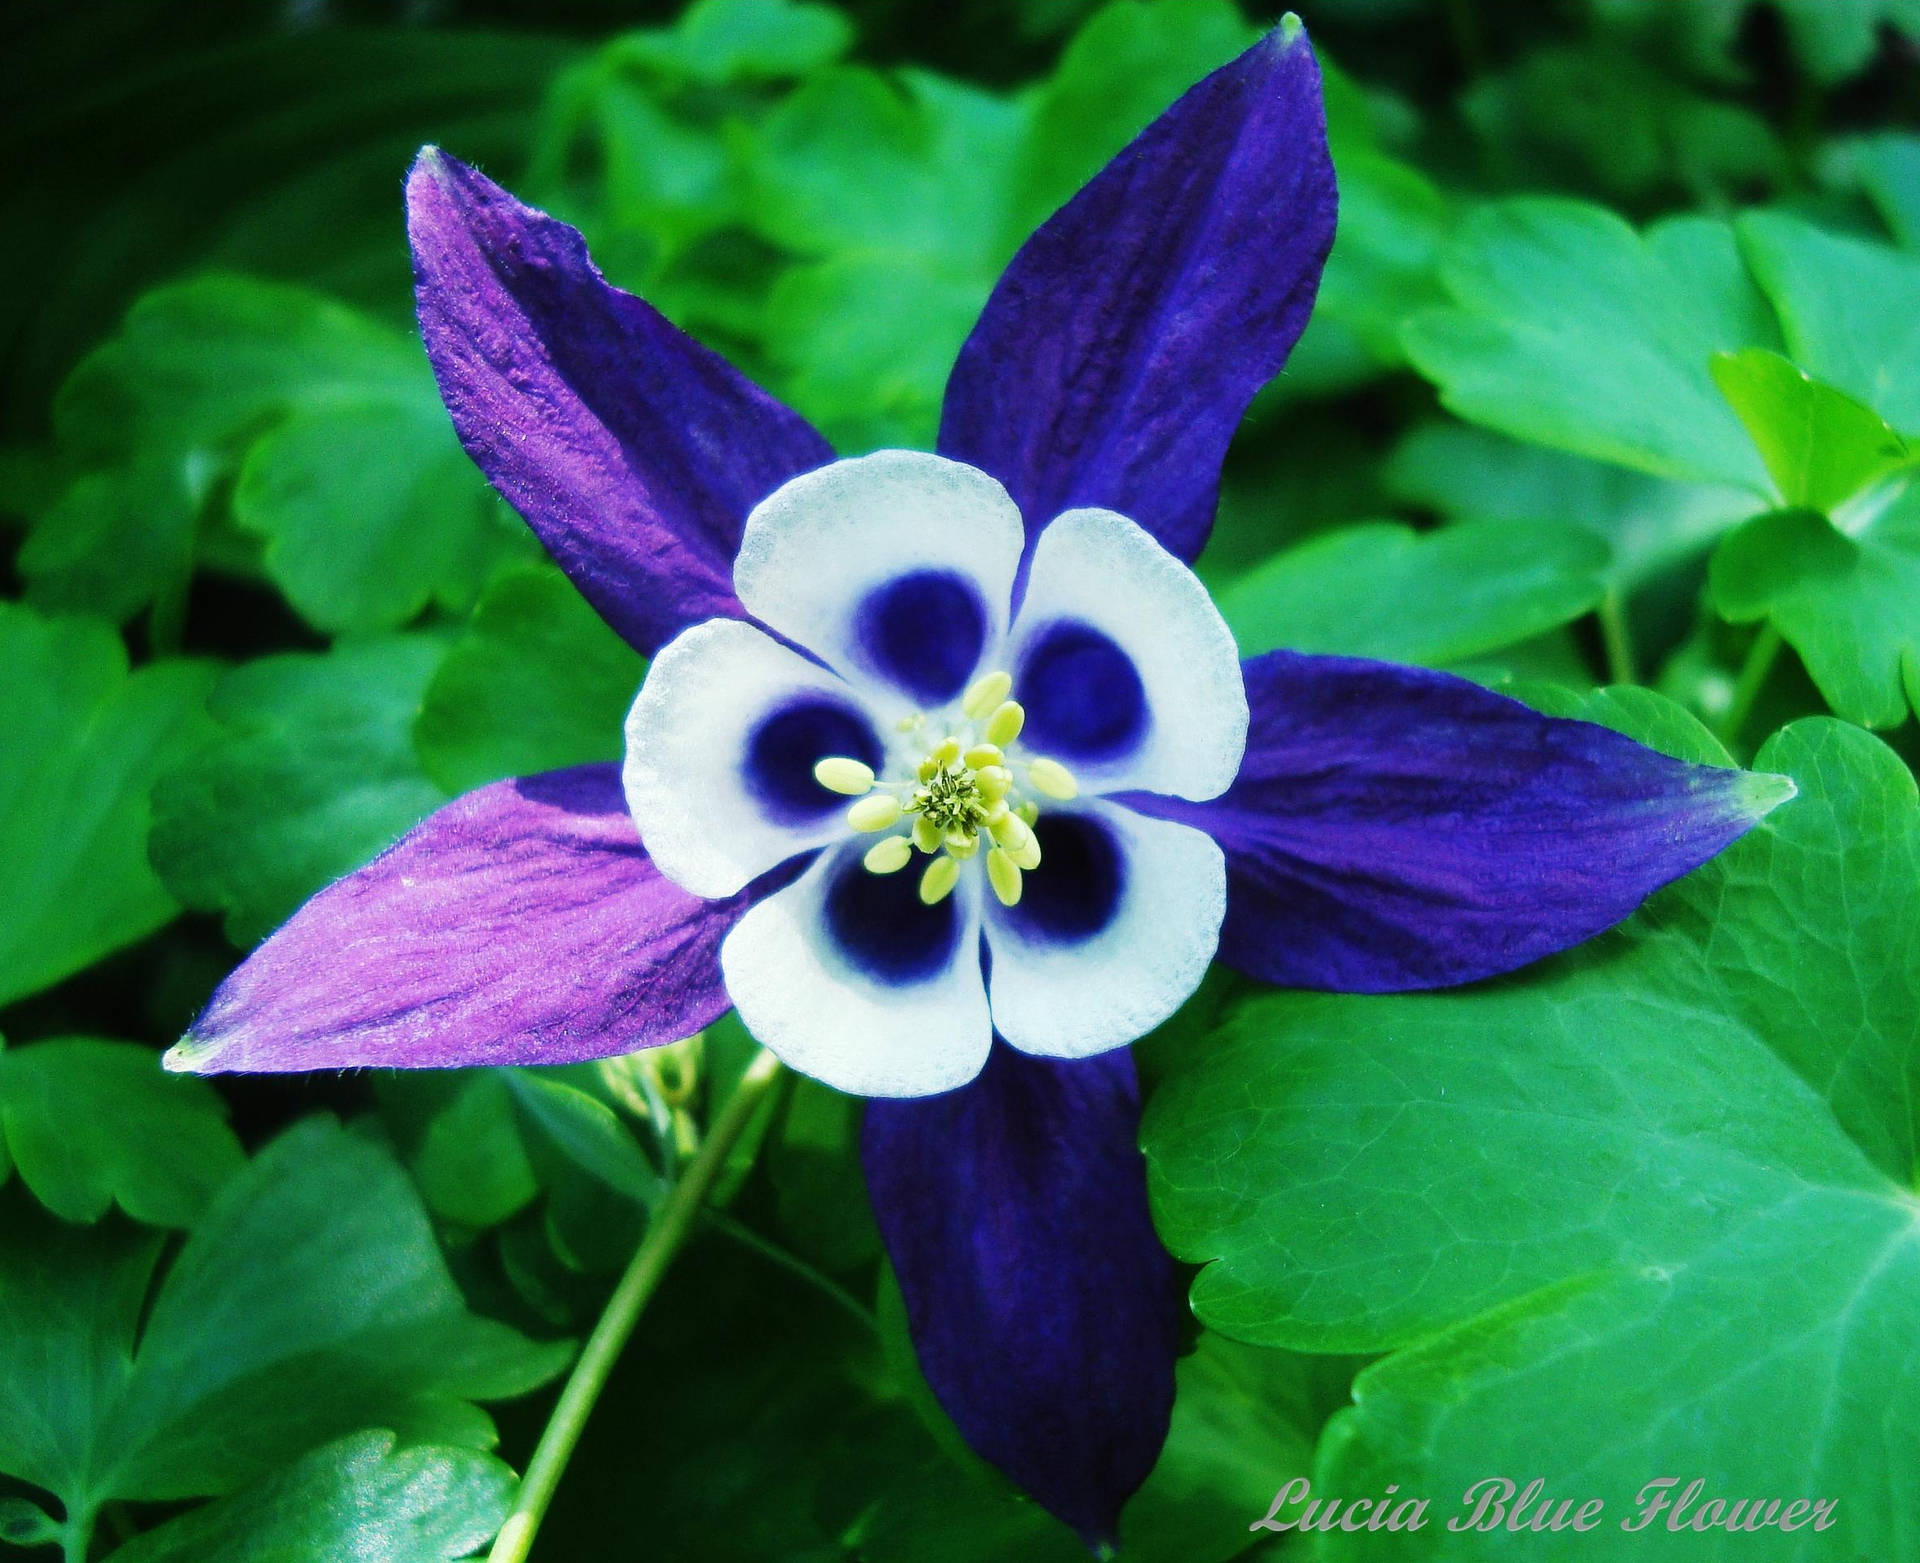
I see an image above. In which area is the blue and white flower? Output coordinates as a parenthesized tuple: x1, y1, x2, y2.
(167, 20, 1790, 1548)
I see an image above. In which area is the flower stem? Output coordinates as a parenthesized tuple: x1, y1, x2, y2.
(63, 1508, 94, 1563)
(1719, 626, 1782, 748)
(1597, 589, 1638, 686)
(487, 1046, 785, 1563)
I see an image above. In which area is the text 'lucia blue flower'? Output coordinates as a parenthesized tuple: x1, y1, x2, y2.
(166, 18, 1792, 1551)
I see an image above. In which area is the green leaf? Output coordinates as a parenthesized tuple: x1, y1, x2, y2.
(609, 0, 853, 86)
(0, 1039, 242, 1227)
(1710, 495, 1920, 728)
(0, 604, 216, 1008)
(26, 277, 526, 635)
(414, 565, 643, 796)
(1145, 716, 1919, 1552)
(377, 1070, 541, 1232)
(1403, 200, 1780, 489)
(1738, 210, 1920, 433)
(502, 1071, 661, 1208)
(1711, 347, 1915, 513)
(0, 1117, 567, 1517)
(1385, 420, 1758, 587)
(98, 1432, 515, 1563)
(1218, 519, 1607, 666)
(150, 636, 449, 946)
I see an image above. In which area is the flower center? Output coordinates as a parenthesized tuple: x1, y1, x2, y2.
(811, 668, 1080, 909)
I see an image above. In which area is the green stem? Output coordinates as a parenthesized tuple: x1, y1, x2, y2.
(702, 1209, 879, 1335)
(1719, 626, 1782, 747)
(487, 1047, 785, 1563)
(1597, 589, 1638, 687)
(63, 1508, 94, 1563)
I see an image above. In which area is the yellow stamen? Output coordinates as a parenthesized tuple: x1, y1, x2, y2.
(984, 700, 1025, 747)
(919, 855, 959, 905)
(864, 836, 912, 874)
(963, 743, 1004, 770)
(848, 794, 903, 832)
(928, 736, 962, 769)
(1027, 757, 1078, 800)
(944, 830, 978, 860)
(975, 765, 1012, 803)
(989, 812, 1030, 853)
(813, 756, 875, 795)
(962, 670, 1012, 719)
(911, 816, 943, 854)
(1012, 832, 1042, 871)
(987, 847, 1023, 906)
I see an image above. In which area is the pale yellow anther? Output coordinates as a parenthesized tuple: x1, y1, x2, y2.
(813, 756, 875, 795)
(963, 743, 1004, 770)
(944, 830, 979, 860)
(928, 736, 962, 769)
(847, 794, 903, 832)
(962, 670, 1013, 720)
(863, 836, 912, 874)
(987, 847, 1023, 907)
(975, 765, 1012, 803)
(919, 854, 960, 905)
(989, 811, 1027, 850)
(1012, 832, 1042, 870)
(1027, 757, 1079, 800)
(911, 816, 944, 853)
(1016, 801, 1040, 827)
(984, 700, 1025, 747)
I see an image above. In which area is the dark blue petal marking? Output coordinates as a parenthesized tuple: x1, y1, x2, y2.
(1005, 812, 1126, 945)
(856, 569, 988, 704)
(744, 698, 882, 825)
(1017, 619, 1148, 764)
(823, 848, 962, 984)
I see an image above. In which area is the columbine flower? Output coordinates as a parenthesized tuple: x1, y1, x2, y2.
(167, 21, 1790, 1549)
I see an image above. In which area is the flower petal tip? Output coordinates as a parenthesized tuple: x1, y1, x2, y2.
(1275, 11, 1306, 46)
(1741, 770, 1799, 819)
(161, 1035, 217, 1075)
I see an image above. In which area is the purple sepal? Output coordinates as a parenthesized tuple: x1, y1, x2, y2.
(1122, 652, 1787, 992)
(169, 765, 744, 1073)
(937, 24, 1336, 563)
(862, 1043, 1180, 1550)
(407, 149, 833, 656)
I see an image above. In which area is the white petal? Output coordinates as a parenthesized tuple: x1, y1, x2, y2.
(732, 451, 1025, 711)
(984, 801, 1224, 1061)
(623, 619, 886, 898)
(1012, 507, 1246, 799)
(721, 843, 992, 1097)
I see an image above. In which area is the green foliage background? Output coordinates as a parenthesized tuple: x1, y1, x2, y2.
(3, 0, 1919, 1557)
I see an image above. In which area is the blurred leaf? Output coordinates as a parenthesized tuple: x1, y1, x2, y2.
(0, 1118, 567, 1520)
(1710, 494, 1920, 728)
(150, 636, 449, 946)
(503, 1071, 661, 1208)
(766, 1076, 881, 1273)
(0, 1039, 242, 1227)
(98, 1432, 514, 1563)
(2, 23, 574, 428)
(1598, 0, 1920, 84)
(1463, 43, 1784, 205)
(378, 1070, 541, 1232)
(1219, 519, 1607, 666)
(414, 565, 643, 796)
(1404, 200, 1780, 490)
(610, 0, 854, 85)
(1850, 133, 1920, 249)
(0, 604, 215, 1008)
(25, 277, 527, 635)
(1712, 347, 1915, 512)
(0, 1496, 60, 1547)
(1145, 715, 1920, 1553)
(1738, 210, 1920, 433)
(1385, 420, 1758, 587)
